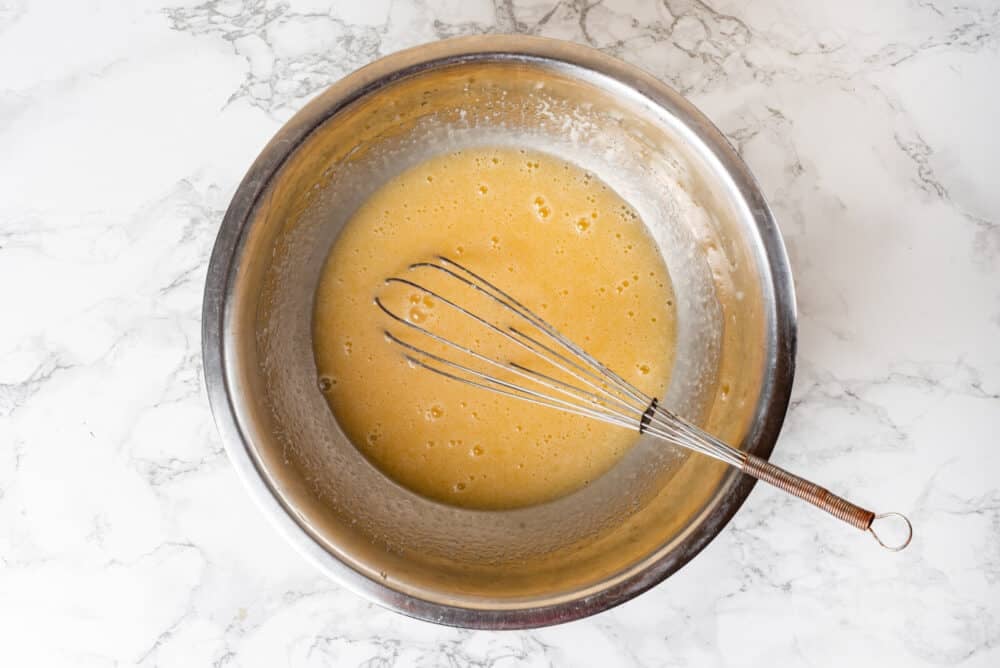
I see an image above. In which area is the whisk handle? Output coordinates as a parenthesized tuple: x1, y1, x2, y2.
(742, 454, 912, 550)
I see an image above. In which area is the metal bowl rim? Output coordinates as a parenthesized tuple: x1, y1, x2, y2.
(201, 34, 797, 629)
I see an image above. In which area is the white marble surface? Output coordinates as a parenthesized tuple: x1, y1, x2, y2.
(1, 0, 998, 665)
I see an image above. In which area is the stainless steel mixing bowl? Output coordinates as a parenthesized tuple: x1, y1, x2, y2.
(202, 35, 796, 628)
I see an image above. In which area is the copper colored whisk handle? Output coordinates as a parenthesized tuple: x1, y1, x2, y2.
(742, 454, 912, 550)
(743, 454, 873, 528)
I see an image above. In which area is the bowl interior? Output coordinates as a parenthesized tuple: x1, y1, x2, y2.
(220, 48, 780, 617)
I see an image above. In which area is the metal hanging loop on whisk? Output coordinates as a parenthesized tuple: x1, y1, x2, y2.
(375, 256, 913, 551)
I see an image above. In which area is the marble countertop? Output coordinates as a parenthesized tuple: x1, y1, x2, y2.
(2, 0, 998, 665)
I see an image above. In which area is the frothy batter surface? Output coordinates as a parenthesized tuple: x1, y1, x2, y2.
(313, 147, 676, 509)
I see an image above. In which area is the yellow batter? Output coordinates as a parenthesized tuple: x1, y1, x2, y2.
(313, 147, 676, 509)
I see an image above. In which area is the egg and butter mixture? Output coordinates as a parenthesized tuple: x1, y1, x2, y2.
(313, 148, 676, 509)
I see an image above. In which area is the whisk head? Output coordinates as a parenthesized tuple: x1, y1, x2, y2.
(375, 256, 744, 467)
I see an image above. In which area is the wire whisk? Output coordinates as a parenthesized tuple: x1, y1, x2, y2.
(375, 256, 912, 551)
